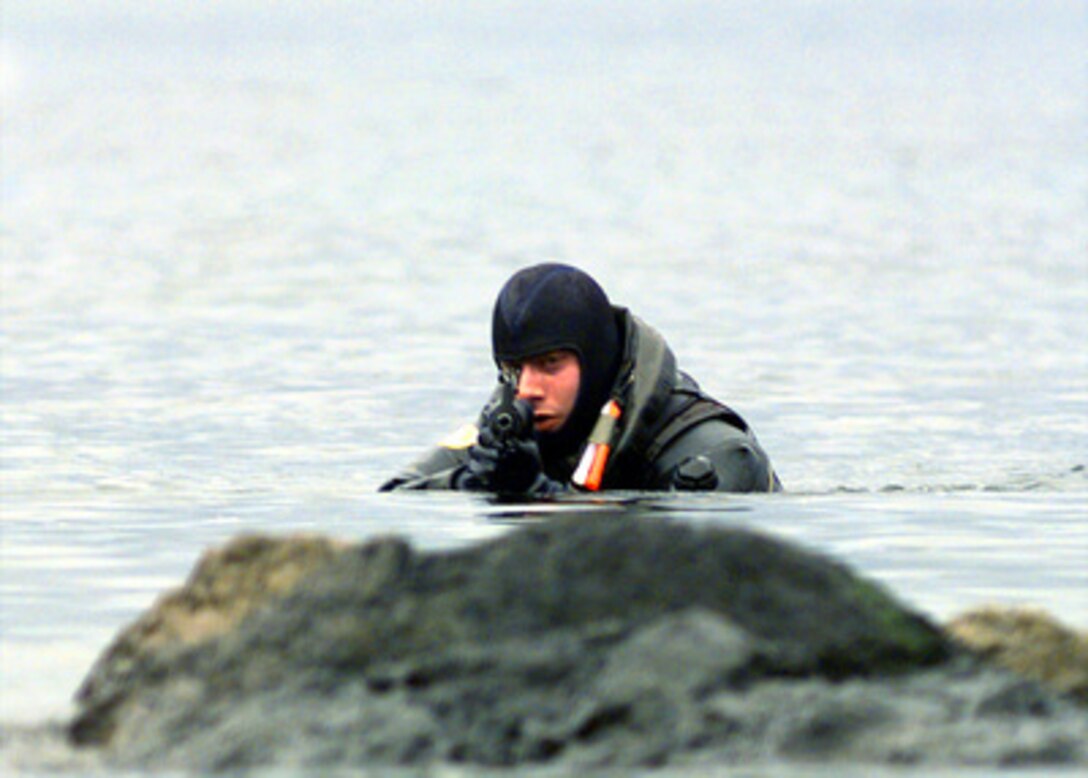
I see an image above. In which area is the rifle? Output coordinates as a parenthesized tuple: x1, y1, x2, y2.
(485, 367, 531, 445)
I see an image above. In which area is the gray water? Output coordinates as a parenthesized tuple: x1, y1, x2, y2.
(1, 1, 1086, 775)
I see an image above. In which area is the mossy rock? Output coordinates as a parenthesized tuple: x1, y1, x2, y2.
(69, 514, 986, 769)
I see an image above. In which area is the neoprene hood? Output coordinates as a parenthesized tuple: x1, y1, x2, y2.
(491, 263, 622, 456)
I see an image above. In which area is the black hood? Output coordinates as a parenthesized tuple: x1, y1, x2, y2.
(492, 263, 622, 463)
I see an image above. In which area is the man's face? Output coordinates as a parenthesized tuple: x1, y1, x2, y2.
(507, 349, 581, 433)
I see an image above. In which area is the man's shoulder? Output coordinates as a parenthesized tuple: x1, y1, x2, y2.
(378, 427, 476, 491)
(642, 388, 749, 460)
(648, 413, 779, 492)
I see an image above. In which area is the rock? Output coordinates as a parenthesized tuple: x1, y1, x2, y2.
(682, 666, 1086, 767)
(69, 533, 347, 745)
(946, 605, 1088, 704)
(67, 515, 1087, 770)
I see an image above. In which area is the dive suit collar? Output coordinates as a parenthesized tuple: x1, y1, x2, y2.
(608, 308, 678, 466)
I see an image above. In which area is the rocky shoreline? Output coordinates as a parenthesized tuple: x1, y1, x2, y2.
(43, 515, 1088, 770)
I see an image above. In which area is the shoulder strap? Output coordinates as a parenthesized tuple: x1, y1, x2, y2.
(641, 395, 749, 465)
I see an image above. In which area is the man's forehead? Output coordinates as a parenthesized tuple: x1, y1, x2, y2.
(503, 348, 578, 366)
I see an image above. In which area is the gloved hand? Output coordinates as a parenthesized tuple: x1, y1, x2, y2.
(455, 402, 564, 495)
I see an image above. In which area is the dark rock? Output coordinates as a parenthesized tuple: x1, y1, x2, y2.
(67, 514, 1087, 770)
(681, 665, 1087, 768)
(68, 533, 347, 746)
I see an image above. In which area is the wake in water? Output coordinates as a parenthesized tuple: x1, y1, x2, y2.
(0, 724, 99, 776)
(823, 464, 1088, 497)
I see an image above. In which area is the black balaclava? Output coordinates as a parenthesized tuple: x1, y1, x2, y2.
(491, 263, 622, 469)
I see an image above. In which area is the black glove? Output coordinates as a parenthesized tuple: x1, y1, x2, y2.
(455, 403, 564, 495)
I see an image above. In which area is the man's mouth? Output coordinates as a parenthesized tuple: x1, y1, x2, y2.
(533, 414, 558, 430)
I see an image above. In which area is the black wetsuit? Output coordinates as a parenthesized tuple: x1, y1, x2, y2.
(380, 309, 781, 493)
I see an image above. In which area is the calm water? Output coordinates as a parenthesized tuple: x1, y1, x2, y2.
(1, 1, 1086, 774)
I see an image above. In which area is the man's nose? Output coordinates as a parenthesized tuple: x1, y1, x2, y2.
(517, 367, 544, 399)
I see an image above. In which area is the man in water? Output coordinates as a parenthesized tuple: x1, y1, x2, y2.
(380, 263, 781, 494)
